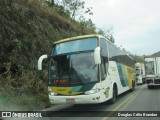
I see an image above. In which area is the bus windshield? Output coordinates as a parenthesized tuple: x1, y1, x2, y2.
(49, 52, 99, 86)
(52, 37, 97, 56)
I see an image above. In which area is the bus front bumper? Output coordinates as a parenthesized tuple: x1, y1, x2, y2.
(49, 93, 103, 104)
(147, 78, 160, 86)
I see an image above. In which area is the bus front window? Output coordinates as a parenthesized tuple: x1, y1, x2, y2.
(70, 52, 99, 84)
(49, 52, 99, 86)
(49, 55, 70, 85)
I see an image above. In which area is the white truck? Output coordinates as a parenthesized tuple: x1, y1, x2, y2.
(145, 57, 160, 89)
(135, 63, 146, 85)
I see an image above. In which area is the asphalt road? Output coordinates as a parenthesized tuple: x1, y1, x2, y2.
(2, 84, 160, 120)
(48, 84, 160, 120)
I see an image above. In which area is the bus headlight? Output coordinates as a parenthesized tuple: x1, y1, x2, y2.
(85, 88, 100, 95)
(48, 87, 57, 96)
(48, 91, 57, 96)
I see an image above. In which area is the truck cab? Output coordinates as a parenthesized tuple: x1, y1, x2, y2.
(145, 57, 160, 89)
(135, 63, 146, 85)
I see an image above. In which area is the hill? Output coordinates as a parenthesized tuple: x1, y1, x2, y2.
(151, 51, 160, 57)
(0, 0, 96, 110)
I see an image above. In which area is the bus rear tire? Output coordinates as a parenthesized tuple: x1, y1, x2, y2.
(130, 81, 135, 92)
(148, 85, 153, 89)
(109, 86, 117, 104)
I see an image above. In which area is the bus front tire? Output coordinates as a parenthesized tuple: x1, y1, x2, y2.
(109, 86, 117, 104)
(148, 85, 153, 89)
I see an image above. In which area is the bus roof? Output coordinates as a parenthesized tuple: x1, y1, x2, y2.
(53, 34, 134, 61)
(54, 34, 102, 44)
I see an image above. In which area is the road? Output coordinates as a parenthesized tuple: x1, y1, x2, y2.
(2, 84, 160, 120)
(47, 84, 160, 120)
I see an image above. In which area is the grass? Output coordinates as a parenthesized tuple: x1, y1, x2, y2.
(0, 0, 95, 111)
(0, 69, 50, 111)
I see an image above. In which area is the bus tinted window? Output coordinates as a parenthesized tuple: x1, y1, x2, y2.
(52, 38, 97, 55)
(100, 38, 108, 58)
(107, 41, 134, 67)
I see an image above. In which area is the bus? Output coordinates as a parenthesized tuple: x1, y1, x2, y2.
(38, 34, 136, 104)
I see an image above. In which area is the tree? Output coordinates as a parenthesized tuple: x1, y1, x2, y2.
(69, 0, 85, 20)
(97, 27, 115, 43)
(108, 35, 115, 43)
(78, 16, 96, 32)
(41, 0, 55, 8)
(56, 0, 92, 20)
(51, 0, 54, 6)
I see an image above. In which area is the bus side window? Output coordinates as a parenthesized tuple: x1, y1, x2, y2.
(141, 69, 143, 74)
(100, 38, 109, 80)
(101, 57, 106, 80)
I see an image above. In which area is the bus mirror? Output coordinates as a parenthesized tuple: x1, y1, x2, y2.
(101, 74, 107, 80)
(38, 54, 48, 70)
(94, 47, 101, 64)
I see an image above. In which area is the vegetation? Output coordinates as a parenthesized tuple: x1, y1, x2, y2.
(151, 51, 160, 57)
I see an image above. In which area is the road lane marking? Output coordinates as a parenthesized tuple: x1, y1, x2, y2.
(102, 89, 142, 120)
(42, 104, 74, 111)
(121, 87, 144, 110)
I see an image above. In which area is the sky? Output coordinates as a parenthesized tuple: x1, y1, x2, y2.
(84, 0, 160, 55)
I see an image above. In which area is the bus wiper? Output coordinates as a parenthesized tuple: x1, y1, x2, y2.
(70, 67, 84, 84)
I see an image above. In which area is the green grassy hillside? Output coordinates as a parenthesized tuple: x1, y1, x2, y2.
(151, 51, 160, 57)
(0, 0, 95, 110)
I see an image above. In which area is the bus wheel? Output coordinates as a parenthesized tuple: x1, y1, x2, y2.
(130, 81, 135, 92)
(148, 85, 153, 89)
(109, 86, 117, 104)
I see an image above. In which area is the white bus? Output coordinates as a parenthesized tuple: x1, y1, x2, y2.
(38, 34, 136, 104)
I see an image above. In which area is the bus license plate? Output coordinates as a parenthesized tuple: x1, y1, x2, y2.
(66, 99, 75, 103)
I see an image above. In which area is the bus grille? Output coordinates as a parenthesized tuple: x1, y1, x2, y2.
(154, 79, 160, 84)
(147, 79, 153, 84)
